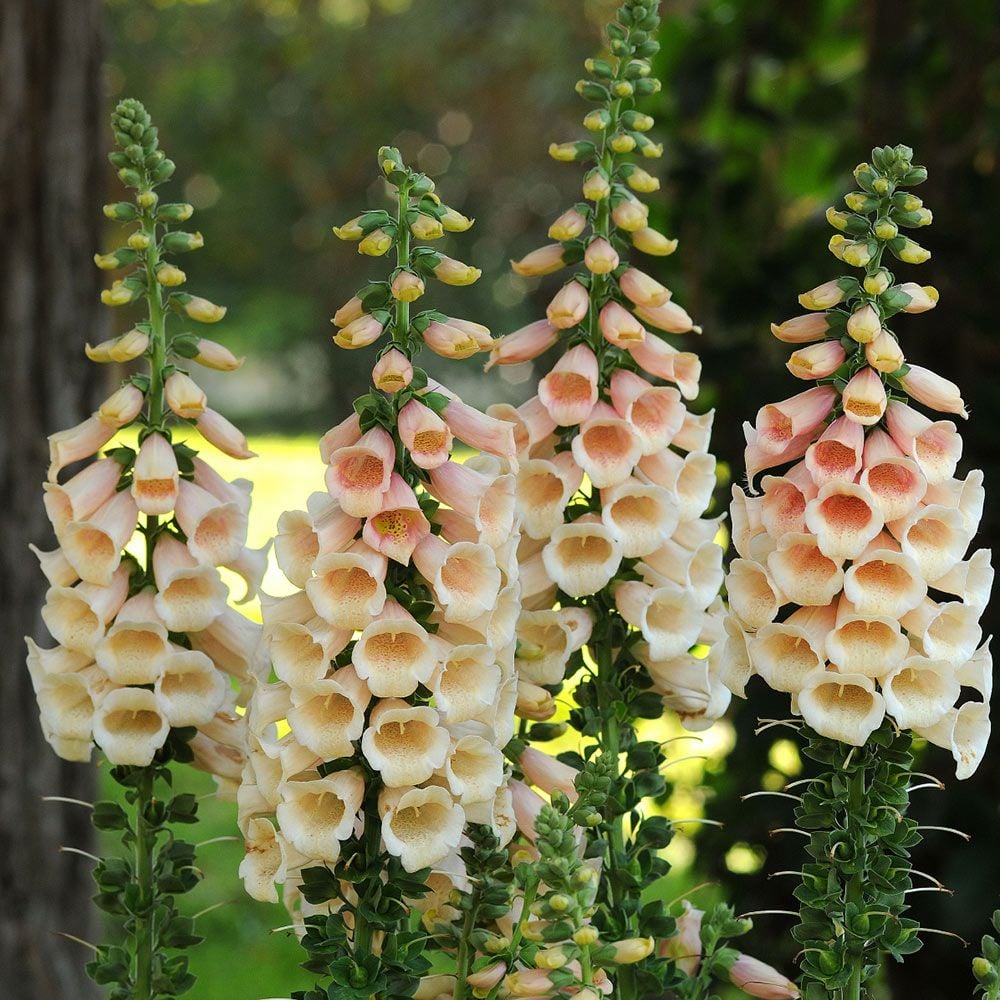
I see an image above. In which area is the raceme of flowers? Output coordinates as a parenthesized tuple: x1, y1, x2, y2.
(725, 144, 992, 776)
(237, 148, 521, 946)
(494, 7, 728, 737)
(27, 98, 256, 787)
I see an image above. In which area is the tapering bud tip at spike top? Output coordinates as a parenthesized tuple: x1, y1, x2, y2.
(726, 143, 991, 777)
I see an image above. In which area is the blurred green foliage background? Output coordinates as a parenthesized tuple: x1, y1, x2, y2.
(103, 0, 1000, 997)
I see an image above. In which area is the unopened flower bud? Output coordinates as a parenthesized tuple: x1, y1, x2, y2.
(101, 280, 141, 307)
(372, 348, 413, 393)
(440, 207, 473, 232)
(188, 337, 244, 371)
(825, 207, 851, 231)
(846, 304, 881, 344)
(136, 190, 158, 209)
(842, 240, 874, 267)
(165, 371, 207, 419)
(873, 217, 898, 240)
(582, 169, 611, 201)
(798, 279, 848, 310)
(161, 230, 204, 253)
(573, 927, 600, 946)
(156, 263, 186, 286)
(155, 202, 194, 223)
(724, 953, 800, 998)
(548, 894, 570, 912)
(391, 270, 425, 302)
(127, 231, 151, 251)
(612, 199, 648, 232)
(609, 937, 655, 964)
(631, 227, 677, 256)
(85, 328, 150, 364)
(896, 238, 930, 264)
(332, 216, 364, 240)
(897, 282, 939, 313)
(625, 166, 660, 193)
(359, 228, 393, 256)
(98, 384, 145, 426)
(512, 244, 567, 278)
(865, 330, 904, 373)
(584, 237, 619, 274)
(334, 313, 384, 350)
(94, 248, 137, 271)
(410, 214, 444, 240)
(103, 202, 138, 222)
(611, 132, 637, 153)
(176, 294, 226, 323)
(584, 109, 611, 132)
(863, 269, 891, 295)
(548, 207, 587, 241)
(549, 141, 592, 162)
(433, 255, 481, 286)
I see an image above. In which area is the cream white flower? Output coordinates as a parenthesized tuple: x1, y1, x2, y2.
(542, 518, 623, 598)
(155, 647, 228, 726)
(797, 672, 886, 747)
(381, 785, 464, 873)
(276, 770, 365, 864)
(361, 699, 450, 787)
(93, 687, 170, 766)
(352, 601, 439, 698)
(151, 534, 228, 631)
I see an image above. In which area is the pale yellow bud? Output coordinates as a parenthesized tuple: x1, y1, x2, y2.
(359, 228, 393, 256)
(625, 167, 660, 193)
(583, 110, 607, 132)
(548, 208, 587, 241)
(844, 192, 869, 212)
(873, 218, 898, 240)
(440, 207, 473, 232)
(181, 295, 227, 324)
(582, 171, 611, 201)
(611, 133, 637, 153)
(641, 141, 663, 158)
(573, 927, 600, 946)
(828, 234, 848, 260)
(410, 214, 444, 240)
(612, 80, 634, 97)
(93, 252, 125, 271)
(332, 216, 364, 240)
(826, 207, 851, 231)
(391, 270, 425, 302)
(842, 241, 873, 267)
(897, 238, 931, 264)
(127, 231, 151, 250)
(156, 264, 186, 287)
(846, 304, 881, 344)
(863, 269, 891, 294)
(631, 113, 655, 132)
(549, 142, 580, 162)
(609, 937, 655, 964)
(433, 255, 481, 286)
(137, 191, 158, 209)
(798, 279, 847, 311)
(865, 330, 904, 373)
(100, 280, 137, 307)
(611, 199, 649, 232)
(631, 227, 677, 256)
(85, 328, 150, 364)
(535, 949, 568, 970)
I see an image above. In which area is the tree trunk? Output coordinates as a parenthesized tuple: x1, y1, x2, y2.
(0, 1, 105, 996)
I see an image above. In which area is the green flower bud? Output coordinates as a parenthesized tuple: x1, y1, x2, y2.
(575, 79, 609, 102)
(93, 248, 139, 271)
(611, 79, 635, 98)
(117, 167, 142, 188)
(156, 202, 194, 223)
(103, 202, 138, 222)
(161, 231, 204, 253)
(873, 217, 898, 240)
(583, 109, 611, 132)
(137, 190, 158, 210)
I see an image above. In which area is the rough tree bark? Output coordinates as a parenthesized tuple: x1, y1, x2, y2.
(0, 2, 106, 997)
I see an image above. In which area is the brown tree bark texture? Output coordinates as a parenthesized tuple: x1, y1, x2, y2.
(0, 1, 106, 996)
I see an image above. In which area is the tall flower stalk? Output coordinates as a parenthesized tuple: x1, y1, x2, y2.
(27, 98, 261, 999)
(237, 147, 521, 1000)
(724, 144, 992, 999)
(490, 3, 731, 997)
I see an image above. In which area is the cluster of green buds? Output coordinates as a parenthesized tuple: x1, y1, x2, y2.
(974, 911, 1000, 999)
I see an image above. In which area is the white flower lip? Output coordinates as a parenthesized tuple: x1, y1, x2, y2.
(95, 591, 171, 685)
(155, 647, 227, 727)
(174, 479, 249, 567)
(797, 671, 886, 747)
(276, 770, 364, 864)
(306, 543, 388, 631)
(727, 558, 782, 631)
(382, 785, 464, 873)
(542, 520, 622, 598)
(352, 602, 439, 698)
(362, 700, 450, 787)
(152, 534, 228, 631)
(432, 643, 502, 724)
(93, 687, 170, 766)
(601, 479, 679, 559)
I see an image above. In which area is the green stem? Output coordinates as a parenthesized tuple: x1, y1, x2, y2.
(452, 895, 478, 1000)
(843, 766, 867, 1000)
(133, 767, 157, 1000)
(394, 182, 412, 346)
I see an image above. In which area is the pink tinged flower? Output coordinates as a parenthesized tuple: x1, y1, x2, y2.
(413, 534, 501, 624)
(804, 481, 885, 561)
(627, 335, 702, 399)
(485, 319, 558, 371)
(43, 457, 121, 533)
(638, 449, 717, 523)
(466, 963, 507, 992)
(29, 544, 79, 589)
(892, 503, 971, 582)
(445, 317, 493, 351)
(754, 386, 837, 457)
(865, 330, 904, 373)
(546, 280, 589, 329)
(859, 429, 927, 521)
(845, 303, 882, 344)
(195, 408, 256, 459)
(798, 279, 848, 311)
(352, 599, 437, 697)
(799, 671, 887, 748)
(748, 612, 830, 695)
(616, 581, 704, 661)
(509, 779, 546, 842)
(332, 295, 364, 328)
(599, 300, 646, 347)
(897, 281, 939, 313)
(40, 564, 130, 656)
(620, 267, 670, 308)
(372, 348, 413, 393)
(923, 468, 985, 534)
(767, 533, 845, 607)
(724, 953, 800, 999)
(47, 417, 118, 481)
(60, 490, 138, 587)
(421, 319, 481, 359)
(152, 533, 228, 631)
(727, 558, 782, 630)
(674, 409, 715, 453)
(641, 536, 725, 609)
(548, 207, 588, 241)
(537, 344, 599, 425)
(191, 457, 253, 515)
(769, 313, 830, 344)
(398, 400, 452, 469)
(612, 198, 649, 232)
(97, 384, 146, 427)
(164, 371, 207, 419)
(436, 389, 519, 467)
(363, 473, 431, 564)
(610, 369, 685, 455)
(634, 299, 695, 334)
(659, 901, 703, 975)
(518, 745, 579, 800)
(427, 462, 516, 548)
(885, 400, 962, 484)
(572, 402, 643, 489)
(306, 541, 387, 630)
(542, 517, 623, 598)
(899, 365, 968, 419)
(318, 411, 363, 464)
(743, 423, 814, 485)
(189, 605, 268, 682)
(511, 243, 567, 277)
(842, 367, 887, 426)
(804, 417, 863, 487)
(175, 479, 248, 566)
(325, 426, 395, 517)
(842, 540, 927, 618)
(601, 479, 680, 558)
(826, 605, 909, 680)
(932, 548, 993, 612)
(786, 340, 846, 380)
(155, 647, 227, 727)
(334, 312, 383, 350)
(517, 394, 559, 447)
(390, 269, 425, 302)
(584, 237, 620, 274)
(131, 433, 179, 515)
(95, 590, 170, 684)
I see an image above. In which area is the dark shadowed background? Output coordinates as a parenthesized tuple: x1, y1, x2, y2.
(1, 0, 997, 997)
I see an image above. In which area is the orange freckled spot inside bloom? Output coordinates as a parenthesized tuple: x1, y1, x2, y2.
(323, 566, 377, 605)
(373, 719, 436, 755)
(412, 430, 448, 454)
(299, 791, 347, 828)
(372, 510, 415, 543)
(547, 373, 593, 404)
(813, 441, 856, 476)
(341, 454, 386, 489)
(582, 423, 632, 456)
(845, 400, 883, 418)
(854, 559, 910, 593)
(819, 494, 874, 529)
(866, 463, 917, 499)
(811, 682, 876, 712)
(610, 495, 659, 527)
(135, 479, 176, 501)
(522, 471, 564, 506)
(555, 534, 613, 564)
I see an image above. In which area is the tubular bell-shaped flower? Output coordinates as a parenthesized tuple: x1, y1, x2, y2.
(237, 147, 518, 998)
(26, 100, 258, 996)
(488, 6, 735, 999)
(726, 144, 991, 996)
